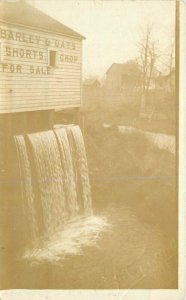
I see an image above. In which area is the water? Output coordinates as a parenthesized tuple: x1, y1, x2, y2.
(118, 125, 175, 154)
(67, 126, 92, 216)
(24, 215, 109, 263)
(54, 127, 78, 218)
(27, 130, 66, 237)
(14, 125, 106, 263)
(14, 135, 38, 244)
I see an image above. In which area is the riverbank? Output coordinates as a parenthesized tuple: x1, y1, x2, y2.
(83, 101, 176, 135)
(0, 122, 177, 289)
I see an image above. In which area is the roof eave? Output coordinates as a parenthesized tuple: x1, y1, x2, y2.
(0, 18, 86, 40)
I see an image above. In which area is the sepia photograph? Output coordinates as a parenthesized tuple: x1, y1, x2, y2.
(0, 0, 184, 297)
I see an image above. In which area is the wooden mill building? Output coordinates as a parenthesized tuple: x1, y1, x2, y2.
(0, 0, 86, 185)
(0, 0, 85, 132)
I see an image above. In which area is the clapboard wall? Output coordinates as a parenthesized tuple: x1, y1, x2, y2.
(0, 22, 82, 113)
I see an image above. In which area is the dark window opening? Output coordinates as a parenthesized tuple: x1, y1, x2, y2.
(49, 50, 57, 67)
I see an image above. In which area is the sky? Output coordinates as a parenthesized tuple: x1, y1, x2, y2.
(34, 0, 175, 79)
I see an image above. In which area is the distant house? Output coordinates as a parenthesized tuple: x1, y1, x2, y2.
(104, 62, 142, 91)
(155, 69, 175, 93)
(83, 78, 101, 88)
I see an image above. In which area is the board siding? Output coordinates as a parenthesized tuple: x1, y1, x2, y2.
(0, 22, 82, 113)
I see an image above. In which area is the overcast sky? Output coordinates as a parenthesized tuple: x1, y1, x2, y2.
(34, 0, 175, 78)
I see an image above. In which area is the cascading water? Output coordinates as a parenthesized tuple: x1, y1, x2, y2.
(14, 125, 108, 263)
(66, 125, 92, 215)
(27, 130, 67, 237)
(14, 135, 38, 244)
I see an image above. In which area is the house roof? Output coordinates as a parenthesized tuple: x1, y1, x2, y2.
(0, 1, 85, 40)
(106, 62, 141, 75)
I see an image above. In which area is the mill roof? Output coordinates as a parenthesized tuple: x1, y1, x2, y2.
(0, 1, 85, 39)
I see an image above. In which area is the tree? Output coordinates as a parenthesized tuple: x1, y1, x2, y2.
(136, 24, 159, 116)
(160, 41, 175, 93)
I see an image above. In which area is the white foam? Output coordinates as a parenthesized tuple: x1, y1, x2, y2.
(23, 215, 110, 264)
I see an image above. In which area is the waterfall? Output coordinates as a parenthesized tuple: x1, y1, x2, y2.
(14, 135, 38, 243)
(54, 127, 78, 218)
(14, 125, 108, 263)
(14, 125, 92, 243)
(66, 125, 92, 215)
(27, 130, 67, 237)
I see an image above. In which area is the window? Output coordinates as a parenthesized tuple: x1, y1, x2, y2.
(48, 50, 57, 67)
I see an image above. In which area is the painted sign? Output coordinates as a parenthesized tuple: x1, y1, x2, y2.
(0, 27, 80, 74)
(0, 27, 77, 49)
(0, 63, 50, 74)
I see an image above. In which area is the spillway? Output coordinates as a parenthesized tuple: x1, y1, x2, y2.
(14, 125, 107, 263)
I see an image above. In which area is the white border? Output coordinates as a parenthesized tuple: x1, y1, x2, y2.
(0, 2, 185, 300)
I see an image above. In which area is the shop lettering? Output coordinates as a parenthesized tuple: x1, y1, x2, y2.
(1, 63, 22, 73)
(60, 54, 78, 63)
(0, 27, 76, 50)
(30, 65, 50, 74)
(0, 63, 50, 75)
(0, 28, 40, 44)
(54, 40, 76, 50)
(4, 46, 45, 60)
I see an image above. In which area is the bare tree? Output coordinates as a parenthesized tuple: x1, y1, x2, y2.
(159, 41, 175, 120)
(161, 41, 175, 92)
(137, 24, 159, 116)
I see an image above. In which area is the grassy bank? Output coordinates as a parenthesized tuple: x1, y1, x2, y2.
(83, 99, 175, 135)
(85, 123, 177, 236)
